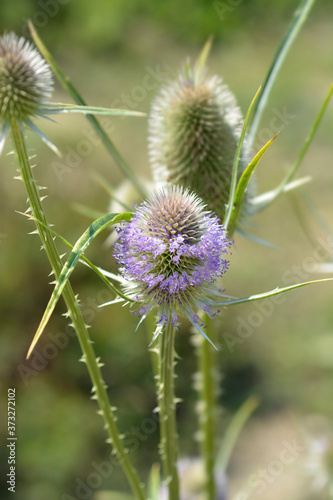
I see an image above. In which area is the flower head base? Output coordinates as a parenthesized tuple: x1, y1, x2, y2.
(113, 185, 231, 337)
(149, 61, 251, 221)
(0, 33, 53, 123)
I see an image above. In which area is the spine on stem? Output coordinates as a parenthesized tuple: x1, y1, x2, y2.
(11, 119, 145, 500)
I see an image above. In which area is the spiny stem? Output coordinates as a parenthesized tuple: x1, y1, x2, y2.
(158, 324, 180, 500)
(196, 317, 218, 500)
(10, 119, 145, 500)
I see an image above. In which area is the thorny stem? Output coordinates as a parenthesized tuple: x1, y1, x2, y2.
(158, 324, 180, 500)
(11, 119, 145, 500)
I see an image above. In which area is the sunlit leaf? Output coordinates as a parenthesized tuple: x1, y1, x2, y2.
(227, 133, 278, 235)
(26, 212, 132, 359)
(224, 86, 261, 231)
(214, 278, 333, 307)
(44, 103, 146, 117)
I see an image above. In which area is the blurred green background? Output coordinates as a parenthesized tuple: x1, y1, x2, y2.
(1, 1, 333, 499)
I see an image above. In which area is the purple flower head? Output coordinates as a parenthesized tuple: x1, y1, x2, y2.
(113, 185, 231, 337)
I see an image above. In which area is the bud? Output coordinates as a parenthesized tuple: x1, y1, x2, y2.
(113, 185, 231, 334)
(0, 32, 53, 122)
(148, 62, 250, 220)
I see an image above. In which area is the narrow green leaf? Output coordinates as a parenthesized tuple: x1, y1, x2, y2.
(45, 104, 146, 117)
(214, 278, 333, 307)
(195, 36, 213, 84)
(216, 395, 260, 472)
(223, 86, 261, 231)
(18, 210, 132, 301)
(247, 0, 316, 148)
(26, 212, 132, 359)
(29, 21, 147, 198)
(227, 133, 278, 235)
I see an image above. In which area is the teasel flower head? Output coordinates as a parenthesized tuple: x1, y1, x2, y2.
(0, 32, 54, 154)
(148, 58, 251, 221)
(113, 185, 231, 340)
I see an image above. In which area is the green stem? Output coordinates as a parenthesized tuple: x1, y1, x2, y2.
(11, 119, 145, 500)
(157, 324, 180, 500)
(196, 317, 218, 500)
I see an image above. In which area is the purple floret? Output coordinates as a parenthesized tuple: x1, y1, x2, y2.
(113, 185, 231, 334)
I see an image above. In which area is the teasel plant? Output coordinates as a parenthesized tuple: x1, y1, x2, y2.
(9, 0, 333, 498)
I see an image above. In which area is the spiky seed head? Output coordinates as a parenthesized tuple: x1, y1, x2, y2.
(148, 62, 250, 221)
(0, 32, 53, 122)
(113, 185, 231, 332)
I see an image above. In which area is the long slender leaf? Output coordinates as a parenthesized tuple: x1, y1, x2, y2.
(29, 21, 147, 198)
(18, 210, 132, 301)
(227, 133, 278, 235)
(44, 104, 146, 117)
(26, 212, 132, 359)
(247, 0, 316, 148)
(223, 86, 261, 231)
(214, 278, 333, 307)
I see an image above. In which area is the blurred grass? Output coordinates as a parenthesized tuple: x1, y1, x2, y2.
(1, 1, 333, 499)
